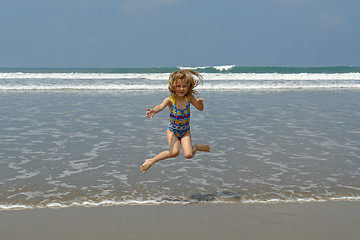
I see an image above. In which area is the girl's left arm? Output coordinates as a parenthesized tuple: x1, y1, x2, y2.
(189, 94, 204, 111)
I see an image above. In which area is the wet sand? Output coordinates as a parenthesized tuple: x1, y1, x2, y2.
(1, 201, 360, 240)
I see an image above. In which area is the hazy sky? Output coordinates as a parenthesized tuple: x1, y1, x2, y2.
(1, 0, 359, 68)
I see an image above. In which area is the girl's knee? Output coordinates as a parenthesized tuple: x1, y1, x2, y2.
(170, 149, 180, 158)
(184, 152, 193, 159)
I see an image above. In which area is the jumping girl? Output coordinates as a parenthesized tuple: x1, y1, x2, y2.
(140, 69, 210, 174)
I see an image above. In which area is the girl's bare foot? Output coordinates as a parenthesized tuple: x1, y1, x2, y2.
(140, 159, 153, 174)
(194, 143, 210, 152)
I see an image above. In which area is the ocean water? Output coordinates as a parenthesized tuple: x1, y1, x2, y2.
(0, 66, 360, 210)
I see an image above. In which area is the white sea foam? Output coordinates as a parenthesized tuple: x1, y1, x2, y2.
(1, 72, 360, 91)
(181, 65, 236, 71)
(0, 84, 168, 91)
(1, 195, 360, 210)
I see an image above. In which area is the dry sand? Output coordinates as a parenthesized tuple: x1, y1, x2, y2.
(1, 201, 360, 240)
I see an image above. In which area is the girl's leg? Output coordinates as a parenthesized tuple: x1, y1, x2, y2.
(180, 132, 210, 159)
(140, 130, 180, 174)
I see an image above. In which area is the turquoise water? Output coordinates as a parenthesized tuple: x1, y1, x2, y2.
(1, 65, 360, 73)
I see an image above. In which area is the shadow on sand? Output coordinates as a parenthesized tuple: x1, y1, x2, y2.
(190, 191, 240, 202)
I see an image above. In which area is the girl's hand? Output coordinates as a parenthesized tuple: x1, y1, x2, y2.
(146, 108, 156, 119)
(146, 97, 172, 119)
(189, 95, 204, 103)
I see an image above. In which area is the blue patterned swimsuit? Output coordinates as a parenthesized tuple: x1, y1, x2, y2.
(168, 96, 190, 140)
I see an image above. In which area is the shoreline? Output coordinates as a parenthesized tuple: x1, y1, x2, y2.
(1, 197, 360, 211)
(1, 201, 359, 240)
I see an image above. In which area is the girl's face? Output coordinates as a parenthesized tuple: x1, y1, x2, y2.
(175, 78, 189, 97)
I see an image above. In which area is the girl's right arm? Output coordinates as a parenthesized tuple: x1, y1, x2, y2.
(146, 97, 171, 119)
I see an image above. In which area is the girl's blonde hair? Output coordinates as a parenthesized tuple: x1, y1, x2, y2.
(168, 69, 203, 96)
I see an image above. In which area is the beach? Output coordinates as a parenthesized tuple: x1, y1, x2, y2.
(1, 202, 360, 240)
